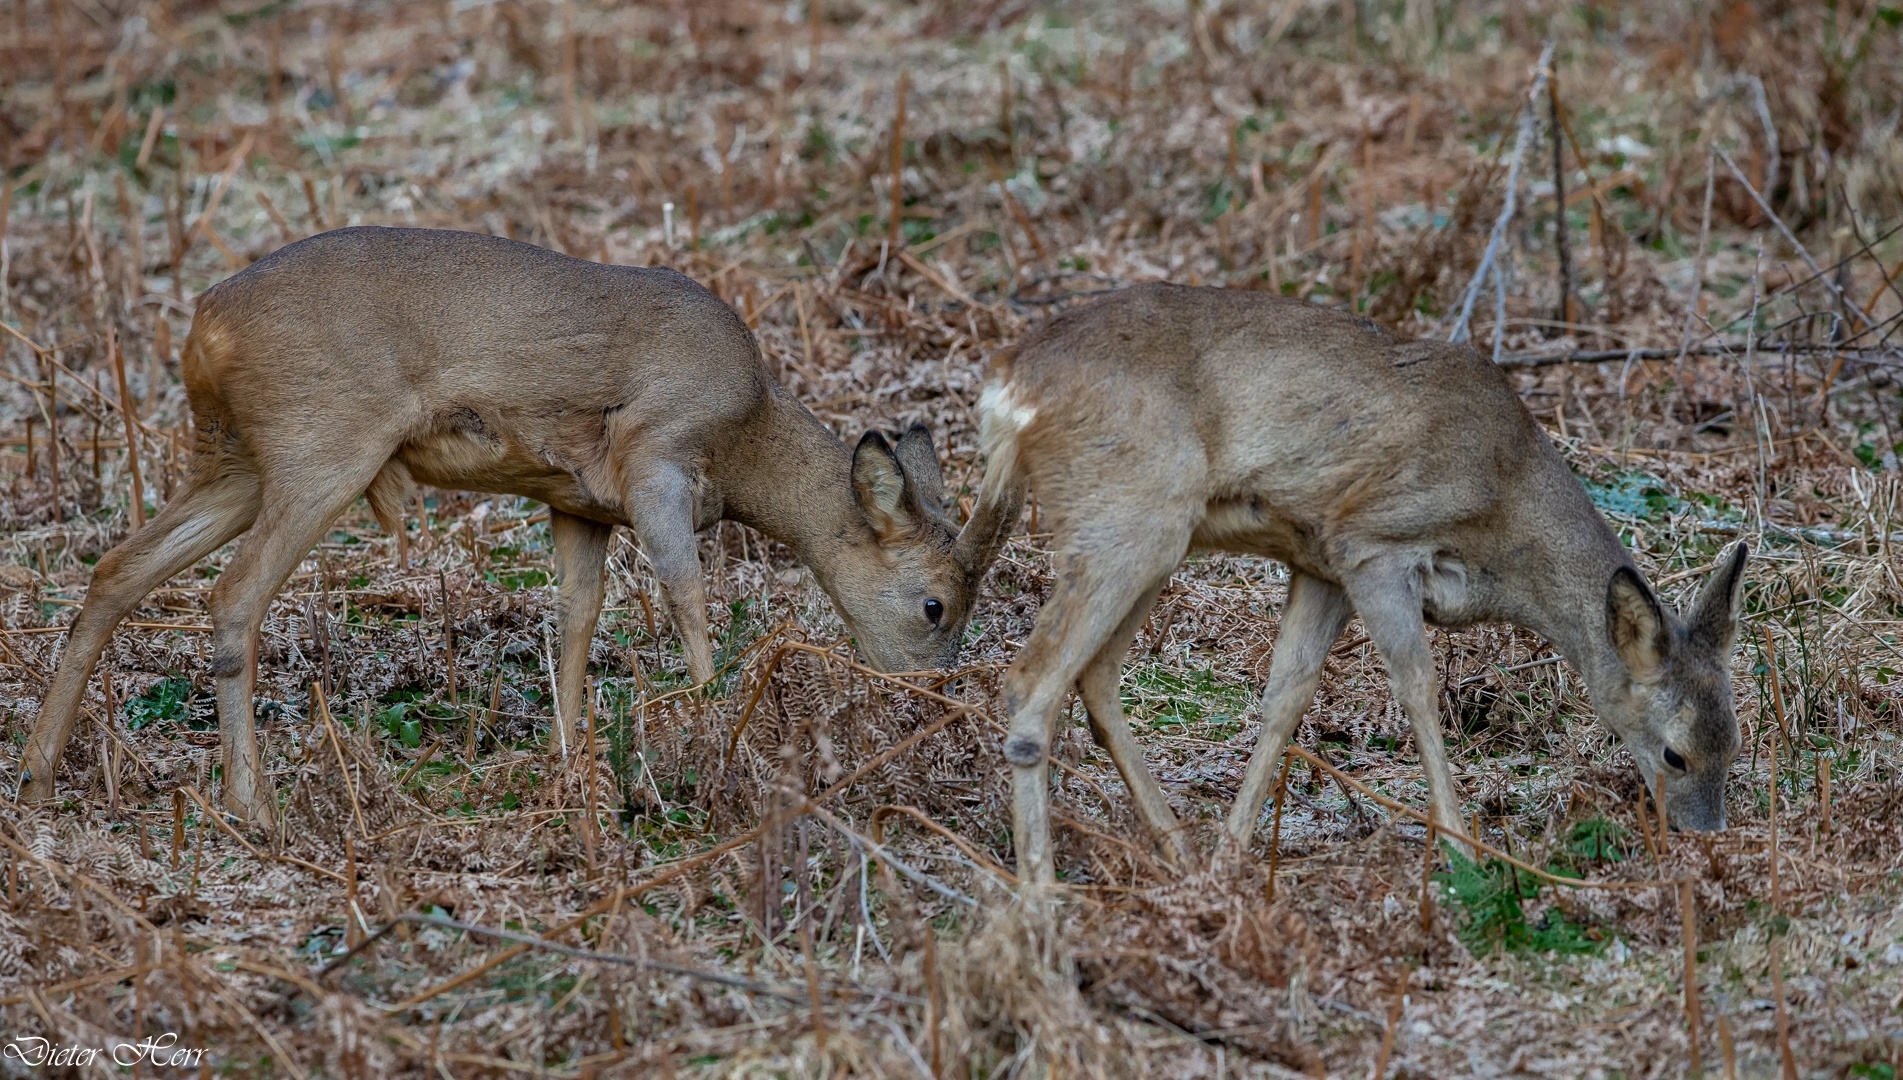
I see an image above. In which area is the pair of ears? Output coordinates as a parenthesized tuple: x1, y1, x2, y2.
(1607, 542, 1749, 680)
(851, 423, 1012, 575)
(851, 424, 947, 543)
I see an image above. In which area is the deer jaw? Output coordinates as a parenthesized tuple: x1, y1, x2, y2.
(820, 530, 970, 671)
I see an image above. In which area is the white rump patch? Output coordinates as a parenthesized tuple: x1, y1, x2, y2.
(975, 378, 1037, 510)
(978, 378, 1038, 435)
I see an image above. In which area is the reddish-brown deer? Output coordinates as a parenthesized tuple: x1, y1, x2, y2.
(22, 227, 1014, 826)
(974, 284, 1747, 885)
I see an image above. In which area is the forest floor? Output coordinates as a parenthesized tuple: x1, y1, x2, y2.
(1, 1, 1901, 1076)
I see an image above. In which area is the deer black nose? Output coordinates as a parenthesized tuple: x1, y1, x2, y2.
(1662, 746, 1686, 771)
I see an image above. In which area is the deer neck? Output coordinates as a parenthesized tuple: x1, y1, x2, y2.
(712, 387, 863, 596)
(1507, 509, 1637, 704)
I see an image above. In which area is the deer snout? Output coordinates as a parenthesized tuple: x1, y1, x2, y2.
(1651, 732, 1733, 833)
(851, 640, 905, 673)
(1665, 774, 1727, 833)
(848, 633, 956, 676)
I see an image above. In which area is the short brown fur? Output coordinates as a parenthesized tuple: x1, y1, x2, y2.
(22, 227, 1013, 825)
(974, 284, 1747, 883)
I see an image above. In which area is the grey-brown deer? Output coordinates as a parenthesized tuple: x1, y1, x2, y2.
(22, 227, 1014, 827)
(974, 284, 1747, 885)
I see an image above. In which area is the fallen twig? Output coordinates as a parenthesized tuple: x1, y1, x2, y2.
(368, 912, 920, 1006)
(1497, 342, 1900, 370)
(1283, 745, 1683, 893)
(179, 784, 348, 883)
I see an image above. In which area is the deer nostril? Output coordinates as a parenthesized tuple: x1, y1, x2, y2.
(1662, 747, 1687, 771)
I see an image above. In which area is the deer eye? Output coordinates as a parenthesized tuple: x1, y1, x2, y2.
(923, 598, 944, 624)
(1662, 747, 1687, 771)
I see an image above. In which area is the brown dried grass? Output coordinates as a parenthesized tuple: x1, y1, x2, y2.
(2, 1, 1902, 1076)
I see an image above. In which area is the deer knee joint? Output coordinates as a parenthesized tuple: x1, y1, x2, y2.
(209, 647, 247, 679)
(1004, 735, 1046, 767)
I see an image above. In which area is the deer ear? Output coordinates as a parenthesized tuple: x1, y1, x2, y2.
(892, 423, 946, 512)
(1606, 567, 1669, 682)
(1689, 541, 1748, 652)
(852, 431, 918, 544)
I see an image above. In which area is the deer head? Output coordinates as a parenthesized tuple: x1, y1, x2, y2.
(1602, 542, 1749, 831)
(833, 423, 1017, 672)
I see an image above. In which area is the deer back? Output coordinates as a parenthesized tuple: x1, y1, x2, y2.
(187, 227, 768, 483)
(992, 284, 1605, 621)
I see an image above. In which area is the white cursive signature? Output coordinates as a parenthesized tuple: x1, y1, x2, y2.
(112, 1032, 209, 1068)
(3, 1037, 99, 1068)
(2, 1032, 208, 1069)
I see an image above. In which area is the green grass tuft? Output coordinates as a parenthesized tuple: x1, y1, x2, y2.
(1434, 850, 1602, 957)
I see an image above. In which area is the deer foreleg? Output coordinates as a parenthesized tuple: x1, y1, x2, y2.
(1348, 571, 1470, 855)
(549, 511, 612, 758)
(625, 465, 715, 685)
(1224, 572, 1354, 844)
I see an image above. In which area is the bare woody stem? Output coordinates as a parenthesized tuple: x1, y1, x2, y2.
(1447, 41, 1556, 345)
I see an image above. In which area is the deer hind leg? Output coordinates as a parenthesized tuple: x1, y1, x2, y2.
(21, 465, 261, 803)
(1343, 567, 1470, 855)
(1224, 572, 1354, 844)
(1072, 577, 1195, 868)
(1004, 526, 1192, 887)
(207, 456, 388, 827)
(365, 459, 416, 566)
(623, 462, 714, 684)
(548, 510, 612, 758)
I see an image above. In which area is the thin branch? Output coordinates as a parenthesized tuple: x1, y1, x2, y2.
(1283, 746, 1686, 893)
(807, 804, 978, 907)
(1498, 342, 1901, 370)
(1716, 147, 1875, 328)
(1447, 41, 1556, 344)
(357, 912, 920, 1006)
(1676, 146, 1718, 367)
